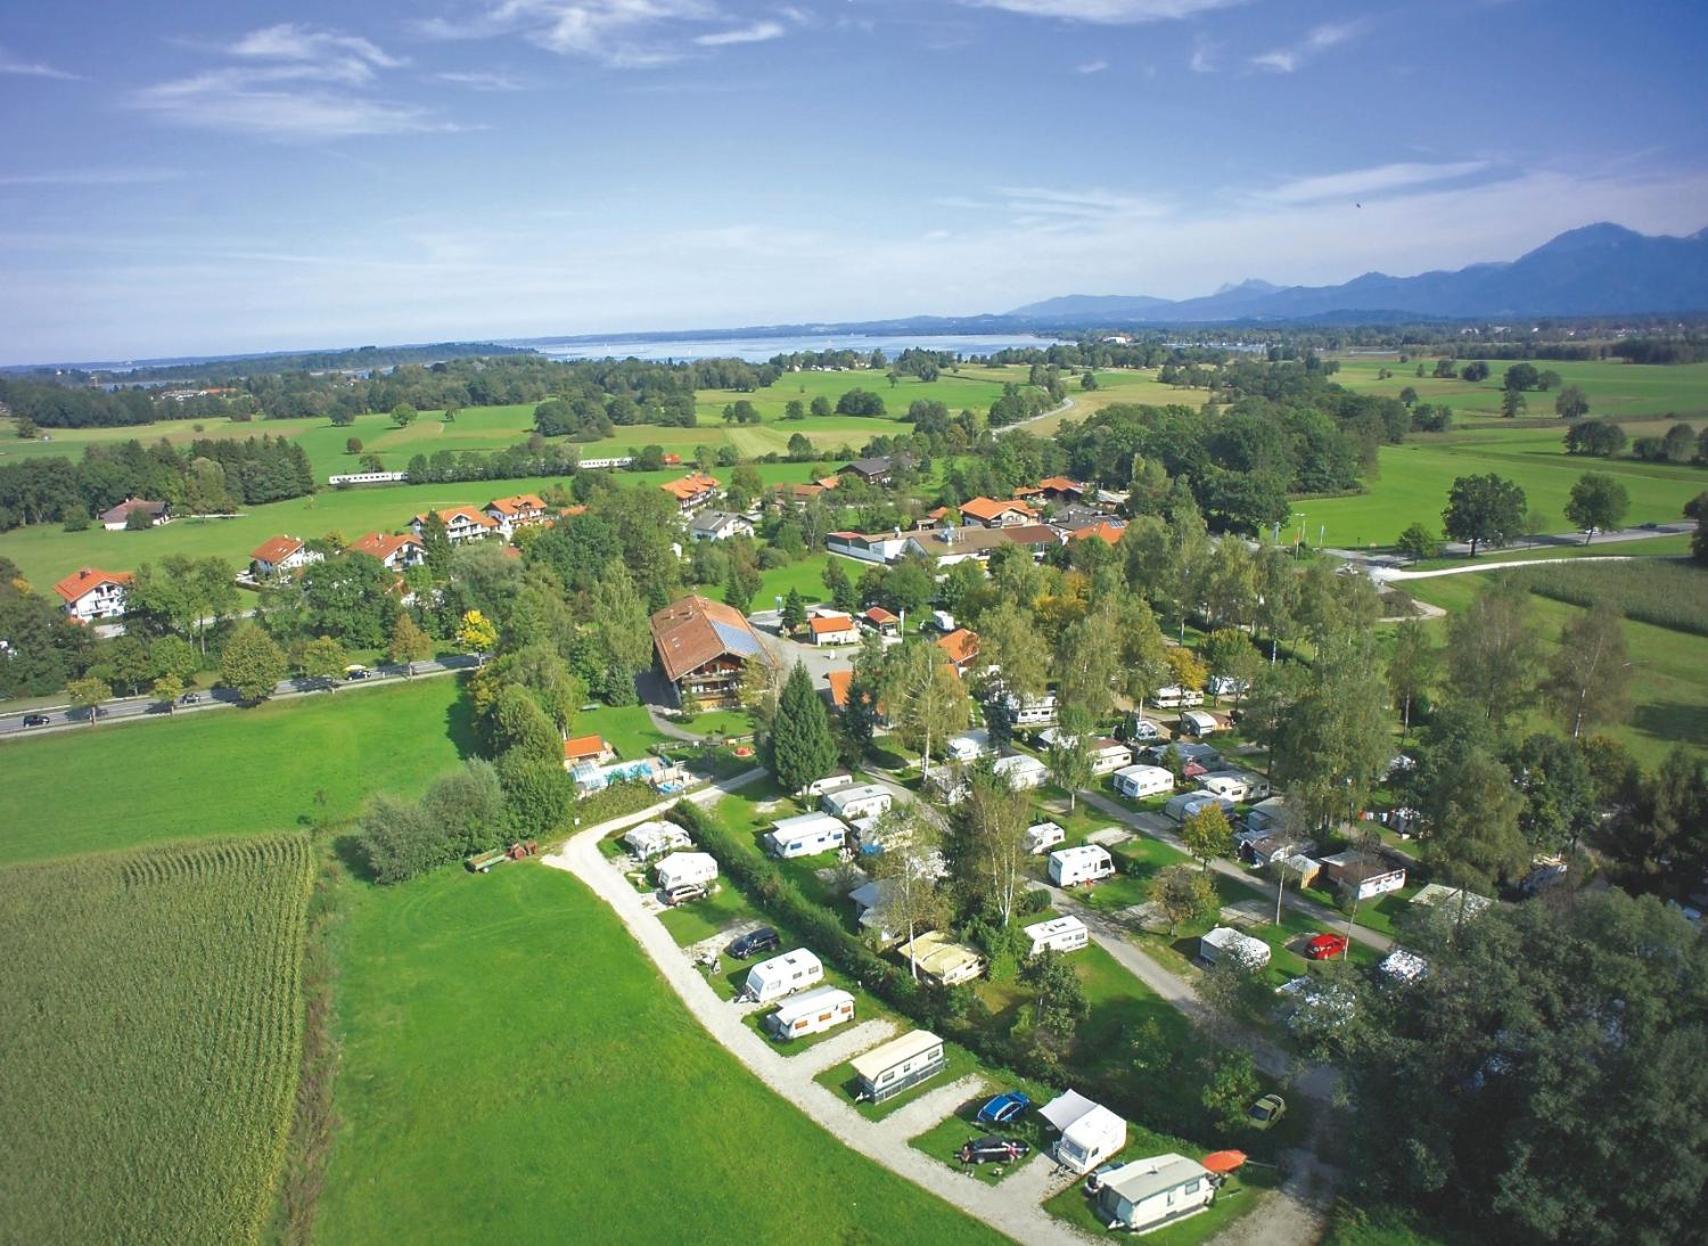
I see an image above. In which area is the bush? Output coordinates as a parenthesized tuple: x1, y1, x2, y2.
(362, 759, 508, 882)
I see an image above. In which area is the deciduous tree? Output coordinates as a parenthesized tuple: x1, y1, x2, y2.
(1541, 601, 1631, 738)
(1564, 472, 1629, 543)
(220, 622, 287, 703)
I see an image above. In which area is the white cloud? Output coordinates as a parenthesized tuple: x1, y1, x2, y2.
(435, 69, 528, 90)
(958, 0, 1250, 23)
(1189, 37, 1216, 72)
(695, 20, 786, 45)
(1000, 185, 1173, 221)
(1252, 19, 1369, 73)
(0, 46, 82, 80)
(130, 25, 449, 139)
(0, 169, 182, 187)
(1074, 59, 1109, 74)
(1264, 160, 1491, 205)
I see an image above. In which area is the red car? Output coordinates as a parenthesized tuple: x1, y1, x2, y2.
(1305, 933, 1348, 960)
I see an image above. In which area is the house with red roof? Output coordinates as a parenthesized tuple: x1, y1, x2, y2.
(350, 532, 427, 570)
(54, 568, 133, 622)
(957, 497, 1038, 529)
(1036, 476, 1089, 502)
(936, 627, 982, 675)
(409, 506, 498, 544)
(249, 535, 322, 579)
(809, 614, 860, 646)
(562, 734, 615, 768)
(659, 473, 720, 513)
(483, 494, 551, 538)
(860, 606, 901, 638)
(649, 594, 774, 707)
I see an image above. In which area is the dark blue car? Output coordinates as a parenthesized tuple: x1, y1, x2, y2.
(976, 1091, 1030, 1127)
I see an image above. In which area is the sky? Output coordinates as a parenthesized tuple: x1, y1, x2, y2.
(3, 0, 1708, 363)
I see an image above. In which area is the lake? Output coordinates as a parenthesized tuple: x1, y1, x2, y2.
(511, 332, 1067, 363)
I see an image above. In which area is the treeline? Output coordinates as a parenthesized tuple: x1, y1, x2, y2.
(1610, 337, 1708, 364)
(0, 436, 313, 531)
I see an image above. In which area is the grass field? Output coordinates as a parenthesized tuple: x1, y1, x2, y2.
(315, 861, 1001, 1246)
(1331, 355, 1708, 422)
(0, 676, 471, 865)
(0, 834, 314, 1246)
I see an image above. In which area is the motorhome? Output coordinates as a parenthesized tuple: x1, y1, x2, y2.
(1049, 845, 1115, 887)
(1024, 915, 1090, 955)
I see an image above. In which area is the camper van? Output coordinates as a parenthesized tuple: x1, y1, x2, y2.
(1152, 685, 1205, 709)
(1049, 845, 1116, 887)
(743, 948, 825, 1004)
(1177, 710, 1219, 738)
(851, 1029, 946, 1103)
(763, 986, 855, 1040)
(764, 812, 848, 859)
(1024, 821, 1066, 855)
(1198, 770, 1271, 802)
(1111, 764, 1174, 800)
(654, 851, 718, 893)
(1163, 791, 1237, 824)
(1024, 915, 1090, 956)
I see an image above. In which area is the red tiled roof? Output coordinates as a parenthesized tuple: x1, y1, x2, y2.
(413, 506, 497, 529)
(351, 532, 425, 561)
(487, 493, 546, 515)
(251, 535, 303, 563)
(53, 567, 132, 603)
(863, 606, 899, 626)
(648, 594, 771, 683)
(562, 734, 609, 761)
(1069, 521, 1126, 544)
(959, 496, 1036, 523)
(659, 473, 719, 501)
(810, 615, 857, 636)
(826, 669, 854, 709)
(1038, 475, 1086, 494)
(1003, 524, 1062, 547)
(936, 628, 980, 667)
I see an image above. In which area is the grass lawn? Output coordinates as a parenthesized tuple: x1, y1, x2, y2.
(572, 703, 673, 759)
(0, 834, 315, 1246)
(0, 675, 471, 865)
(1330, 355, 1708, 421)
(907, 1079, 1054, 1185)
(1405, 531, 1695, 570)
(755, 552, 834, 610)
(315, 862, 1002, 1245)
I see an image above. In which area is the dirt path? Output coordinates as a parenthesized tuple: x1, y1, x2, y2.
(541, 777, 1098, 1246)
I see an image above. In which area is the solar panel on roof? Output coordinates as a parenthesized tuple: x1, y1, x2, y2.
(711, 620, 761, 657)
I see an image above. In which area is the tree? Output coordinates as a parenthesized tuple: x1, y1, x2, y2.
(954, 763, 1030, 926)
(1509, 733, 1597, 857)
(1445, 579, 1540, 727)
(783, 399, 805, 420)
(1661, 421, 1697, 463)
(98, 634, 154, 696)
(1427, 752, 1529, 891)
(770, 662, 839, 794)
(1503, 363, 1540, 392)
(1200, 1049, 1262, 1134)
(1273, 632, 1392, 833)
(1554, 384, 1590, 419)
(723, 560, 761, 613)
(882, 561, 933, 618)
(299, 634, 346, 690)
(809, 395, 832, 418)
(1150, 864, 1218, 934)
(1395, 522, 1439, 562)
(489, 684, 561, 767)
(1164, 646, 1207, 696)
(1047, 702, 1096, 812)
(345, 436, 363, 455)
(1181, 803, 1234, 872)
(151, 634, 198, 684)
(1542, 602, 1631, 739)
(1499, 388, 1527, 419)
(419, 511, 453, 576)
(1564, 472, 1629, 543)
(1020, 952, 1090, 1041)
(871, 807, 946, 978)
(456, 609, 498, 665)
(1387, 619, 1437, 741)
(387, 611, 432, 676)
(884, 641, 970, 779)
(151, 672, 184, 710)
(780, 588, 807, 634)
(220, 622, 287, 703)
(1201, 627, 1260, 703)
(1536, 369, 1561, 392)
(1461, 360, 1490, 382)
(1442, 473, 1527, 556)
(67, 675, 111, 727)
(390, 402, 417, 427)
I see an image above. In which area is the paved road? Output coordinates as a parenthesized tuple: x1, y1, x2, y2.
(1329, 520, 1693, 574)
(544, 771, 1098, 1246)
(0, 655, 481, 739)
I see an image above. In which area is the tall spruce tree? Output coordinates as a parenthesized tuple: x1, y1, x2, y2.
(770, 661, 838, 793)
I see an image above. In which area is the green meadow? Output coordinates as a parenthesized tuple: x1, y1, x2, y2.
(1331, 355, 1708, 422)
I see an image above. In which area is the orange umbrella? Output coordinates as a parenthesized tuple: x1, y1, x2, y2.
(1201, 1150, 1247, 1174)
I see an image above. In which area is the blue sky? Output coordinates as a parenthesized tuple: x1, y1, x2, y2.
(3, 0, 1707, 362)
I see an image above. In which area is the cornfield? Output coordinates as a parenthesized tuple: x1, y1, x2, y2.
(1519, 560, 1708, 637)
(0, 834, 315, 1246)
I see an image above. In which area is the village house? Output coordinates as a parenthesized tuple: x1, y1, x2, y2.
(648, 594, 774, 708)
(935, 627, 981, 675)
(410, 506, 499, 544)
(482, 493, 551, 537)
(659, 472, 720, 513)
(99, 497, 169, 530)
(1068, 520, 1128, 546)
(249, 535, 323, 580)
(349, 531, 428, 570)
(956, 496, 1039, 528)
(1036, 475, 1089, 503)
(808, 613, 860, 646)
(826, 530, 910, 564)
(860, 605, 901, 638)
(687, 510, 753, 543)
(837, 455, 906, 486)
(561, 734, 615, 769)
(54, 567, 132, 622)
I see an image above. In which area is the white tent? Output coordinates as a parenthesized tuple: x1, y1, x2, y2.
(655, 851, 718, 891)
(1039, 1089, 1127, 1174)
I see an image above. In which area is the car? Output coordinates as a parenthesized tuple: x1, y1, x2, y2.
(179, 692, 201, 705)
(975, 1090, 1031, 1127)
(1305, 933, 1349, 960)
(727, 926, 780, 959)
(957, 1136, 1030, 1166)
(663, 883, 707, 907)
(345, 668, 372, 681)
(1248, 1093, 1286, 1130)
(1083, 1161, 1121, 1194)
(21, 713, 50, 728)
(1640, 521, 1660, 530)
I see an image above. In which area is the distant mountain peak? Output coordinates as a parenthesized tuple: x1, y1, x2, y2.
(1212, 278, 1279, 296)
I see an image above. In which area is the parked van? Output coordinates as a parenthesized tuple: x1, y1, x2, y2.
(1025, 915, 1090, 955)
(763, 986, 855, 1040)
(1049, 845, 1116, 887)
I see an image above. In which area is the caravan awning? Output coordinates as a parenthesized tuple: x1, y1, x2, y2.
(1039, 1089, 1101, 1133)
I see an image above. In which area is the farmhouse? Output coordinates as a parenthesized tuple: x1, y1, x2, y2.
(349, 531, 427, 570)
(649, 594, 774, 708)
(837, 456, 904, 485)
(1094, 1154, 1217, 1233)
(957, 496, 1038, 528)
(53, 567, 133, 622)
(687, 510, 753, 542)
(655, 851, 718, 892)
(935, 628, 981, 675)
(482, 493, 551, 536)
(1050, 845, 1115, 887)
(992, 753, 1048, 790)
(622, 820, 692, 861)
(561, 734, 615, 768)
(808, 614, 860, 646)
(99, 497, 169, 530)
(764, 812, 848, 859)
(1040, 1090, 1127, 1174)
(763, 986, 855, 1041)
(825, 530, 910, 564)
(410, 506, 499, 544)
(744, 949, 825, 1004)
(1321, 851, 1408, 901)
(659, 472, 720, 513)
(1200, 926, 1272, 970)
(895, 931, 986, 986)
(821, 783, 892, 821)
(851, 1030, 946, 1103)
(249, 535, 322, 579)
(1025, 915, 1089, 955)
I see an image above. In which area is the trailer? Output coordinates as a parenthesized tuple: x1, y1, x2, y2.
(851, 1029, 946, 1103)
(1198, 770, 1271, 802)
(743, 948, 824, 1003)
(622, 820, 692, 861)
(763, 812, 848, 859)
(1024, 821, 1066, 855)
(945, 729, 992, 763)
(1199, 926, 1272, 971)
(992, 753, 1048, 790)
(1049, 845, 1115, 887)
(655, 851, 718, 892)
(822, 783, 893, 821)
(804, 772, 855, 797)
(1040, 1090, 1127, 1174)
(1163, 791, 1237, 824)
(1152, 685, 1204, 708)
(763, 986, 855, 1040)
(1177, 709, 1219, 737)
(465, 848, 509, 873)
(1111, 764, 1174, 800)
(1024, 915, 1089, 956)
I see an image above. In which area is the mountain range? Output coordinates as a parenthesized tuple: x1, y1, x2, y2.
(1006, 223, 1708, 323)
